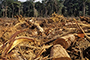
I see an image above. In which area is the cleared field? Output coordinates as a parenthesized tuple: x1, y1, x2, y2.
(0, 14, 90, 60)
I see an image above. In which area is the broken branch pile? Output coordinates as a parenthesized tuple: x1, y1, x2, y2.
(0, 14, 90, 60)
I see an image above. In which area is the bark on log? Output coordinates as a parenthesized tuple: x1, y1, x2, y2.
(54, 34, 75, 49)
(50, 44, 71, 60)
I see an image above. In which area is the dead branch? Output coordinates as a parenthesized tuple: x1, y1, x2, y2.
(29, 19, 44, 33)
(73, 19, 90, 41)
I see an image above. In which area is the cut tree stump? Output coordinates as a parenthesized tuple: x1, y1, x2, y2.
(50, 44, 71, 60)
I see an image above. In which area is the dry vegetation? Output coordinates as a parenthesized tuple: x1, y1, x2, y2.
(0, 13, 90, 60)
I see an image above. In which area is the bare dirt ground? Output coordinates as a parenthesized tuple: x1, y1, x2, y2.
(0, 14, 90, 60)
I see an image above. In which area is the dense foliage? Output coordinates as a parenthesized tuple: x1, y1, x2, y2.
(0, 0, 90, 17)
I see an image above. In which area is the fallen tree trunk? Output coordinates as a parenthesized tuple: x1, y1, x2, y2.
(50, 44, 71, 60)
(54, 34, 75, 49)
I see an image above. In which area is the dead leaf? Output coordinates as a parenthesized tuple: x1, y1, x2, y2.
(77, 33, 85, 38)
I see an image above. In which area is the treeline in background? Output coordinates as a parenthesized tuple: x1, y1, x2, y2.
(0, 0, 90, 18)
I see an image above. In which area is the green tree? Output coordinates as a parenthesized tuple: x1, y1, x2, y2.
(35, 2, 44, 16)
(80, 0, 90, 16)
(23, 1, 33, 17)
